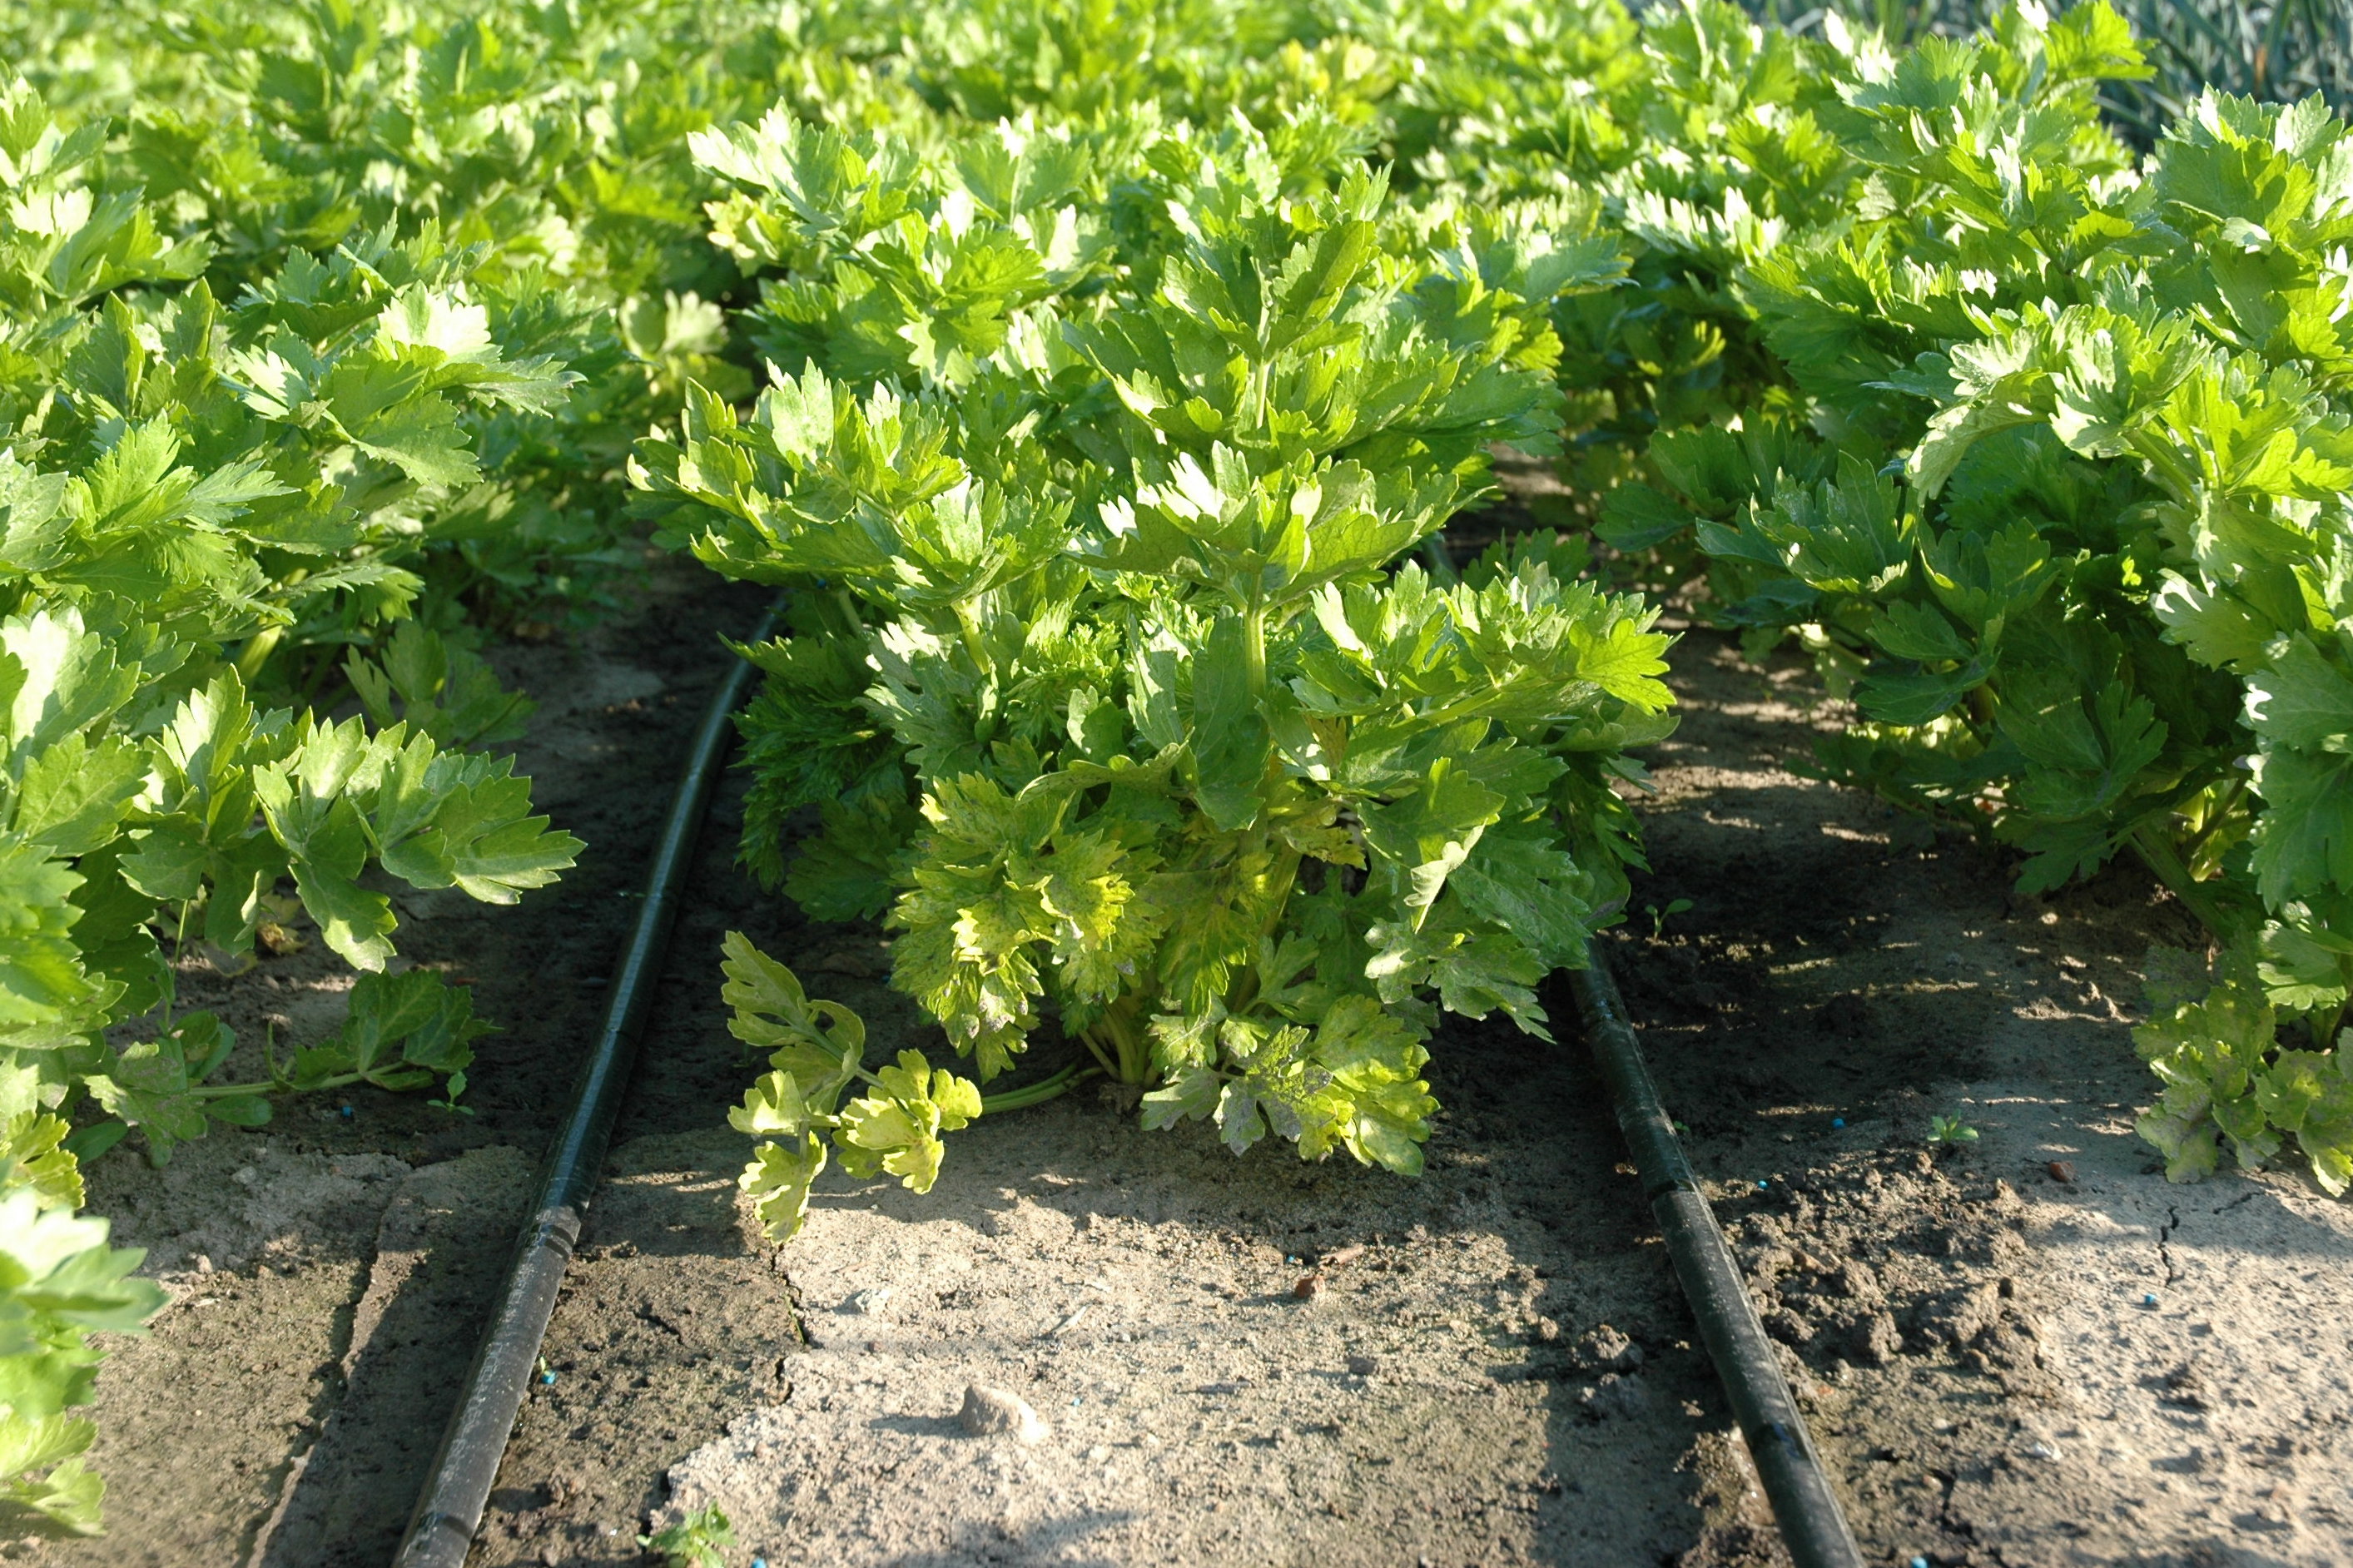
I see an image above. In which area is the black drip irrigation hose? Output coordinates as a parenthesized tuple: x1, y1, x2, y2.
(393, 607, 776, 1568)
(1567, 938, 1866, 1568)
(385, 600, 1851, 1565)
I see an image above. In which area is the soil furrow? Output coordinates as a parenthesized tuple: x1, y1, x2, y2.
(23, 578, 2353, 1568)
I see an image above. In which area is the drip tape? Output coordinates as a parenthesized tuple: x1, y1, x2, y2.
(393, 605, 776, 1568)
(391, 605, 1855, 1567)
(1568, 940, 1865, 1568)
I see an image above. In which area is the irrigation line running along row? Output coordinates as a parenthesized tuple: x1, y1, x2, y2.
(394, 604, 778, 1568)
(387, 599, 1858, 1566)
(1567, 941, 1867, 1568)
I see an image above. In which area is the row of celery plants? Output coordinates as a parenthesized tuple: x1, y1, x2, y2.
(0, 0, 817, 1525)
(644, 0, 2353, 1207)
(1512, 2, 2353, 1188)
(632, 109, 1677, 1233)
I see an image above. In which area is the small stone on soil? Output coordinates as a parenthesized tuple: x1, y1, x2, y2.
(1345, 1354, 1379, 1376)
(959, 1383, 1050, 1445)
(2046, 1160, 2076, 1183)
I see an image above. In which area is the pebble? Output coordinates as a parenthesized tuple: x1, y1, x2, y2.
(2047, 1160, 2076, 1183)
(842, 1288, 895, 1317)
(1293, 1276, 1322, 1300)
(2026, 1441, 2062, 1461)
(959, 1384, 1050, 1445)
(1345, 1353, 1379, 1376)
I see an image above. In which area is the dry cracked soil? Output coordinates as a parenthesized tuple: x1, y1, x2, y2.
(11, 553, 2353, 1568)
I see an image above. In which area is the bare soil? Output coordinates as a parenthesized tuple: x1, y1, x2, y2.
(15, 561, 2353, 1568)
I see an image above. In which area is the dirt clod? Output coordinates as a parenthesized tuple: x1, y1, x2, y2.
(1573, 1323, 1642, 1372)
(1581, 1373, 1651, 1421)
(1815, 993, 1870, 1036)
(1852, 1312, 1903, 1367)
(1914, 1280, 2003, 1348)
(958, 1383, 1050, 1444)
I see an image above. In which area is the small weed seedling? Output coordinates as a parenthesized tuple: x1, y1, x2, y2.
(1927, 1114, 1980, 1148)
(1646, 899, 1695, 940)
(639, 1504, 735, 1568)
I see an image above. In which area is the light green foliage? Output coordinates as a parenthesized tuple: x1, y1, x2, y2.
(626, 0, 2353, 1196)
(652, 100, 1670, 1208)
(0, 18, 687, 1524)
(638, 1502, 737, 1568)
(0, 62, 594, 1176)
(0, 1117, 161, 1536)
(0, 0, 814, 620)
(1731, 0, 2347, 146)
(3, 0, 2343, 1531)
(0, 600, 576, 1163)
(1541, 2, 2353, 1185)
(1926, 1113, 1979, 1144)
(2137, 945, 2353, 1191)
(722, 933, 981, 1242)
